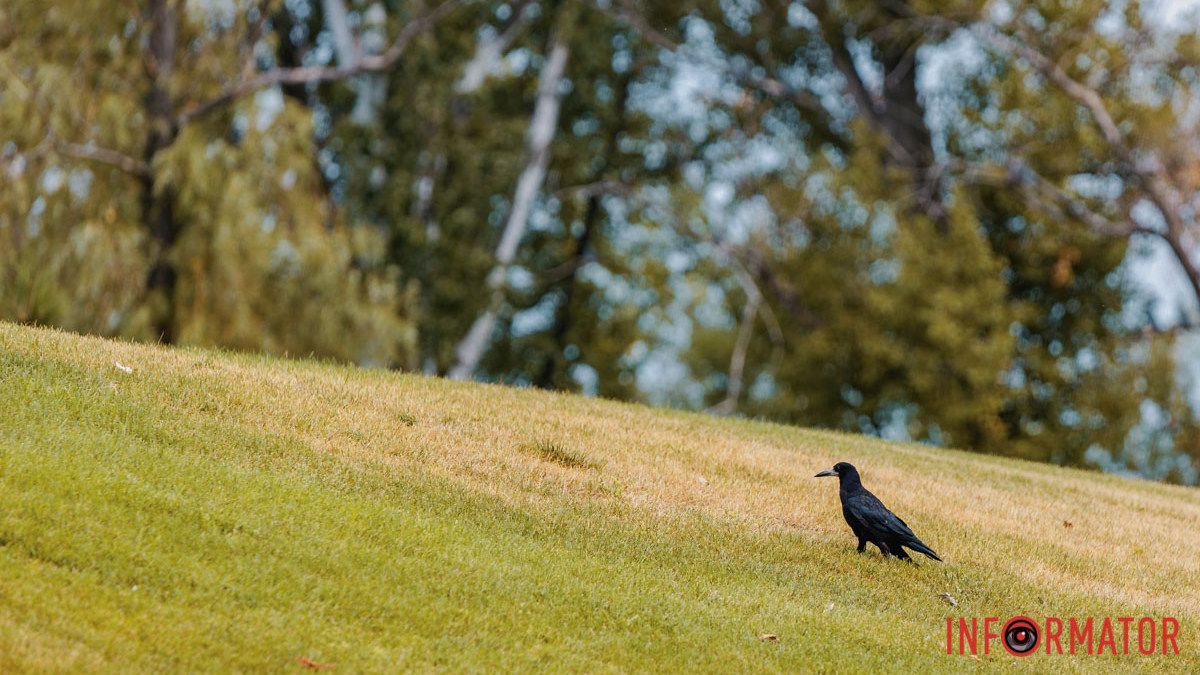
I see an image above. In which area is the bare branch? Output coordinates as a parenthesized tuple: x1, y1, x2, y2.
(53, 137, 150, 178)
(712, 241, 785, 348)
(588, 0, 841, 144)
(704, 237, 792, 416)
(809, 0, 882, 121)
(976, 26, 1123, 150)
(738, 246, 823, 329)
(455, 0, 535, 93)
(707, 290, 761, 416)
(176, 0, 463, 129)
(1142, 316, 1200, 337)
(675, 208, 822, 330)
(953, 158, 1140, 238)
(1155, 207, 1200, 307)
(976, 22, 1200, 308)
(552, 180, 631, 200)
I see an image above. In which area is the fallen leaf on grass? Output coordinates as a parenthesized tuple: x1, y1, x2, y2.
(758, 633, 779, 642)
(939, 592, 958, 607)
(1062, 520, 1073, 529)
(296, 657, 335, 670)
(114, 361, 133, 374)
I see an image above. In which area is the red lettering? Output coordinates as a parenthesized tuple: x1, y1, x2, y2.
(958, 617, 978, 655)
(1097, 618, 1117, 655)
(1070, 617, 1094, 655)
(1138, 617, 1156, 655)
(1163, 617, 1180, 655)
(983, 617, 999, 655)
(1117, 617, 1133, 654)
(1044, 616, 1064, 654)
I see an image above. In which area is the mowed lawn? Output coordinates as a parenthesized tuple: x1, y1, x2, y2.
(1, 322, 1198, 672)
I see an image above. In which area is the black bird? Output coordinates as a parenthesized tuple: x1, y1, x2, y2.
(814, 462, 942, 562)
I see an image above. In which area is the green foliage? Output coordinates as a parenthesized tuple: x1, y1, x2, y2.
(162, 104, 414, 364)
(0, 0, 415, 365)
(655, 0, 1200, 479)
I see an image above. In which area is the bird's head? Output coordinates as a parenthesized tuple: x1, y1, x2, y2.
(814, 461, 859, 482)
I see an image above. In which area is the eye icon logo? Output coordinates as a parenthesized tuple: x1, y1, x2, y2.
(1002, 617, 1039, 656)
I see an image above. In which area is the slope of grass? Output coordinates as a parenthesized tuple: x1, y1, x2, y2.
(0, 322, 1197, 672)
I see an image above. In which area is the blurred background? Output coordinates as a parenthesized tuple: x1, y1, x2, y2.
(3, 0, 1199, 483)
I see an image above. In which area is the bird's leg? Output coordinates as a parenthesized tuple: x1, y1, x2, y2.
(856, 538, 867, 554)
(876, 542, 892, 558)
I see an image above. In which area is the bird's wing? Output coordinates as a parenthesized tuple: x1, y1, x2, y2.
(841, 503, 869, 532)
(846, 490, 942, 560)
(845, 491, 919, 541)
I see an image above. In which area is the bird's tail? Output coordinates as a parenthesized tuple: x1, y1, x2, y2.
(906, 539, 942, 561)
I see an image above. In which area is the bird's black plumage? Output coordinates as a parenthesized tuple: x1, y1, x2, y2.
(814, 462, 942, 562)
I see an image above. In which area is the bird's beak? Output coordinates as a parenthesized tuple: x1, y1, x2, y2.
(814, 468, 838, 478)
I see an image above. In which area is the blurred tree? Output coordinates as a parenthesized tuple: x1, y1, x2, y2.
(960, 0, 1200, 473)
(0, 0, 447, 364)
(603, 0, 1199, 476)
(326, 0, 689, 394)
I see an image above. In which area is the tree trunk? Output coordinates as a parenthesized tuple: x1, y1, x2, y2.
(143, 0, 181, 343)
(321, 0, 386, 125)
(814, 0, 945, 224)
(875, 5, 944, 225)
(447, 31, 571, 381)
(454, 0, 534, 94)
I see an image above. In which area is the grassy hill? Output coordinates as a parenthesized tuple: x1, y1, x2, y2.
(1, 322, 1197, 672)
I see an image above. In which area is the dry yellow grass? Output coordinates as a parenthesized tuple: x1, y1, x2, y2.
(1, 321, 1198, 671)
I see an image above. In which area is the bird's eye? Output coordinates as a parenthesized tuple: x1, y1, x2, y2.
(1002, 617, 1039, 656)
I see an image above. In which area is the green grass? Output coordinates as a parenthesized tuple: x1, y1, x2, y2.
(0, 322, 1197, 672)
(522, 439, 603, 470)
